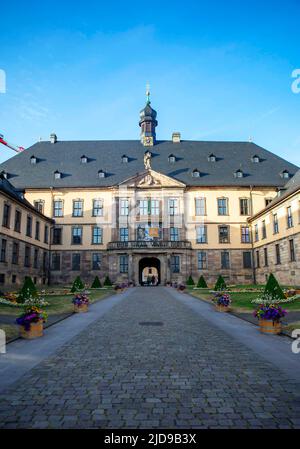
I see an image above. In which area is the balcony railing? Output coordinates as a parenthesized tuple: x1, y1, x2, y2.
(107, 240, 192, 250)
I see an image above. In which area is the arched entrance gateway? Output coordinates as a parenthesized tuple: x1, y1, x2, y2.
(139, 257, 161, 286)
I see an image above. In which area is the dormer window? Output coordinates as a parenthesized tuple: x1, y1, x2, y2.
(192, 169, 200, 178)
(234, 169, 244, 178)
(168, 154, 176, 163)
(121, 155, 128, 163)
(81, 155, 88, 164)
(281, 170, 290, 179)
(1, 170, 8, 179)
(98, 170, 105, 178)
(30, 155, 37, 164)
(54, 170, 61, 180)
(251, 155, 260, 163)
(208, 154, 216, 162)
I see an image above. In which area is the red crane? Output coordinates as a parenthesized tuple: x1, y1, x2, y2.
(0, 133, 25, 153)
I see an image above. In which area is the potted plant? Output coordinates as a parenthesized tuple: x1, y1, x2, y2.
(253, 293, 287, 334)
(72, 292, 89, 312)
(16, 304, 48, 339)
(177, 284, 186, 293)
(114, 284, 123, 293)
(213, 292, 231, 312)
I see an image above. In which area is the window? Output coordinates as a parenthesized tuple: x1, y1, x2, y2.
(170, 227, 179, 241)
(256, 250, 260, 268)
(26, 215, 32, 237)
(171, 255, 180, 273)
(44, 225, 49, 244)
(219, 226, 230, 243)
(221, 251, 230, 269)
(98, 170, 105, 178)
(93, 199, 103, 217)
(261, 220, 267, 239)
(275, 244, 281, 265)
(42, 252, 48, 271)
(196, 225, 207, 243)
(73, 200, 83, 217)
(34, 201, 44, 213)
(273, 214, 279, 234)
(217, 198, 228, 215)
(265, 198, 273, 207)
(72, 227, 82, 245)
(81, 155, 88, 164)
(2, 203, 11, 228)
(281, 170, 290, 179)
(252, 155, 260, 163)
(240, 198, 250, 216)
(121, 155, 128, 163)
(243, 252, 252, 269)
(12, 242, 19, 265)
(54, 170, 61, 179)
(14, 210, 22, 232)
(120, 227, 129, 242)
(120, 199, 129, 216)
(168, 198, 179, 216)
(241, 226, 251, 243)
(139, 200, 148, 216)
(92, 253, 102, 270)
(195, 198, 206, 216)
(72, 253, 81, 271)
(254, 224, 259, 242)
(151, 200, 159, 216)
(53, 199, 63, 217)
(52, 227, 62, 245)
(0, 239, 7, 262)
(35, 221, 40, 240)
(208, 154, 216, 162)
(198, 251, 207, 270)
(234, 169, 243, 178)
(0, 274, 5, 284)
(264, 248, 268, 267)
(51, 253, 61, 271)
(168, 154, 176, 163)
(12, 274, 16, 284)
(92, 226, 103, 244)
(287, 206, 293, 228)
(192, 169, 200, 177)
(290, 239, 296, 262)
(120, 255, 128, 273)
(33, 249, 39, 269)
(24, 246, 31, 267)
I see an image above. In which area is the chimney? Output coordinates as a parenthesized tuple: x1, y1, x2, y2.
(50, 133, 57, 144)
(172, 132, 181, 143)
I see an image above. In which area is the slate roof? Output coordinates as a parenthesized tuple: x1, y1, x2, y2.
(250, 169, 300, 220)
(0, 174, 52, 221)
(0, 139, 298, 189)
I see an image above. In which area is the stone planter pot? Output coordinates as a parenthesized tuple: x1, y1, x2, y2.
(177, 289, 185, 293)
(215, 305, 231, 313)
(259, 319, 282, 335)
(74, 303, 88, 313)
(19, 321, 43, 339)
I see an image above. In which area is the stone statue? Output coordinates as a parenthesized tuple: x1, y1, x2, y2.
(144, 151, 152, 170)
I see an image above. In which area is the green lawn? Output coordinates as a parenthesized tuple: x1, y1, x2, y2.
(0, 288, 114, 317)
(189, 289, 300, 312)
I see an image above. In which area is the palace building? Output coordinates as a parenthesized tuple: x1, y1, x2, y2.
(0, 94, 299, 287)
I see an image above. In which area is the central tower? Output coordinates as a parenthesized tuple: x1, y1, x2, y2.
(139, 85, 158, 146)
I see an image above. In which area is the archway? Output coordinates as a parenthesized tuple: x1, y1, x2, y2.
(139, 257, 161, 286)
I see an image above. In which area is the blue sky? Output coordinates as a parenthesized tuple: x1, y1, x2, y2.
(0, 0, 299, 165)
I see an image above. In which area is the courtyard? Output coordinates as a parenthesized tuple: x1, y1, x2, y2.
(0, 287, 299, 429)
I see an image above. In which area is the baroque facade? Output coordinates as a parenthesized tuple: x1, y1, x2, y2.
(0, 96, 299, 287)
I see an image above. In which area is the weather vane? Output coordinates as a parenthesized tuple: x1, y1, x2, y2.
(146, 83, 150, 104)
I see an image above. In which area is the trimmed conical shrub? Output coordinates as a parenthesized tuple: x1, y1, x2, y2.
(18, 276, 38, 303)
(71, 276, 85, 293)
(103, 275, 112, 287)
(186, 275, 195, 286)
(214, 275, 227, 291)
(197, 275, 208, 288)
(264, 273, 285, 300)
(91, 276, 102, 288)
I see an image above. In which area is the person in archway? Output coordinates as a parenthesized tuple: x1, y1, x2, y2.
(151, 275, 156, 286)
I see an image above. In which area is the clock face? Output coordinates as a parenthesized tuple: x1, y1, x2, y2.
(144, 136, 153, 146)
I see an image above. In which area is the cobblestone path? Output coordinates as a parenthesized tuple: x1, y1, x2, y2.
(0, 287, 299, 429)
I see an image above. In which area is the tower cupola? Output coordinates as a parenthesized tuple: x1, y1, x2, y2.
(139, 85, 158, 146)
